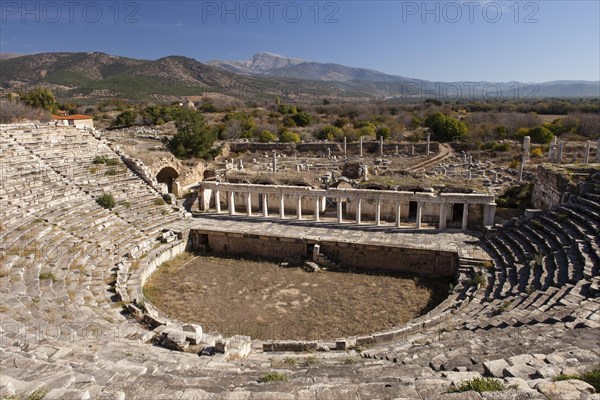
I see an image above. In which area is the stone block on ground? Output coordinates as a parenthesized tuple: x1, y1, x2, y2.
(536, 379, 596, 400)
(182, 324, 203, 345)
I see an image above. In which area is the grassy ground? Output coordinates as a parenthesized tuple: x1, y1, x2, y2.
(144, 254, 450, 340)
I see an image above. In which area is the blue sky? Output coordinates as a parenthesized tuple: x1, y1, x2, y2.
(1, 1, 599, 82)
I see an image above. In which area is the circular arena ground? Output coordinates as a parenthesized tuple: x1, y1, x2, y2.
(143, 254, 451, 340)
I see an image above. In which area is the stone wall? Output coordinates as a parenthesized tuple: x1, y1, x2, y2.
(532, 165, 576, 209)
(320, 241, 458, 276)
(227, 141, 439, 156)
(190, 230, 458, 278)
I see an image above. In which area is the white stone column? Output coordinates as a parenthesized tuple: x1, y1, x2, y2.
(518, 161, 525, 182)
(343, 137, 347, 158)
(228, 191, 235, 215)
(395, 203, 401, 228)
(462, 203, 469, 231)
(557, 142, 564, 164)
(246, 192, 252, 216)
(262, 194, 268, 217)
(597, 138, 600, 163)
(483, 203, 496, 227)
(379, 136, 384, 157)
(438, 203, 446, 230)
(356, 198, 362, 224)
(426, 132, 431, 155)
(359, 136, 363, 157)
(375, 198, 382, 226)
(199, 189, 211, 211)
(314, 196, 320, 221)
(549, 145, 556, 163)
(416, 202, 423, 229)
(584, 141, 591, 164)
(215, 190, 221, 213)
(279, 194, 285, 219)
(337, 197, 343, 223)
(297, 196, 302, 220)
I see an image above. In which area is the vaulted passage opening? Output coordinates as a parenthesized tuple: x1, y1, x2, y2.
(156, 167, 179, 193)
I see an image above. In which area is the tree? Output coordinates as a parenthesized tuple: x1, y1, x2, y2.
(376, 126, 391, 140)
(222, 112, 256, 138)
(424, 112, 467, 142)
(292, 111, 312, 127)
(528, 126, 554, 144)
(21, 87, 57, 113)
(166, 109, 217, 159)
(113, 110, 137, 127)
(317, 125, 342, 141)
(279, 130, 301, 143)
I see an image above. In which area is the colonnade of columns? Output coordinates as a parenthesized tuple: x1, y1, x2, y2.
(201, 184, 493, 231)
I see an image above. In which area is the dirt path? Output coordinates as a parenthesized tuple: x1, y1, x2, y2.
(144, 254, 450, 340)
(405, 143, 453, 172)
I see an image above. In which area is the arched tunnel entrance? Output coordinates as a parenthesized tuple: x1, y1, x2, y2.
(156, 167, 179, 194)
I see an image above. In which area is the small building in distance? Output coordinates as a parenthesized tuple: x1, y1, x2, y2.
(52, 114, 94, 129)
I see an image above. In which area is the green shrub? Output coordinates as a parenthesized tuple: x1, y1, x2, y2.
(162, 194, 172, 204)
(483, 141, 509, 152)
(555, 374, 580, 381)
(493, 300, 513, 315)
(258, 130, 277, 143)
(581, 368, 600, 391)
(528, 126, 554, 144)
(279, 130, 301, 143)
(93, 155, 108, 164)
(105, 158, 119, 166)
(302, 356, 318, 366)
(531, 219, 543, 228)
(555, 366, 600, 391)
(450, 377, 511, 393)
(291, 111, 312, 127)
(154, 197, 167, 206)
(105, 167, 119, 176)
(26, 389, 49, 400)
(317, 125, 342, 141)
(283, 357, 298, 367)
(97, 193, 116, 209)
(39, 271, 57, 282)
(468, 274, 487, 287)
(496, 184, 533, 209)
(258, 372, 288, 383)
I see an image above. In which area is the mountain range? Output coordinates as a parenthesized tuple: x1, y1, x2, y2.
(1, 51, 598, 102)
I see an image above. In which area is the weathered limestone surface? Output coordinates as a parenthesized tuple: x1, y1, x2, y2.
(0, 124, 599, 400)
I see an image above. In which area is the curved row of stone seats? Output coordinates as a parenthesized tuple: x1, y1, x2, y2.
(1, 126, 169, 348)
(2, 123, 599, 399)
(455, 177, 600, 333)
(7, 321, 595, 399)
(4, 126, 184, 236)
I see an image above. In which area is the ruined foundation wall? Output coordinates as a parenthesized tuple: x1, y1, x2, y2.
(190, 230, 458, 278)
(319, 242, 457, 276)
(532, 165, 576, 210)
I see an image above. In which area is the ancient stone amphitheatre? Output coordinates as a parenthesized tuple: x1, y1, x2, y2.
(1, 121, 599, 400)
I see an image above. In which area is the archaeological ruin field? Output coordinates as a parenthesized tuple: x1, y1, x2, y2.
(1, 116, 599, 400)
